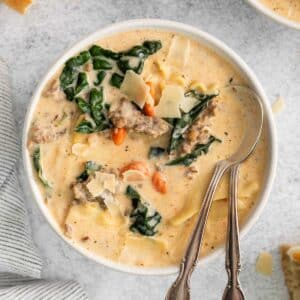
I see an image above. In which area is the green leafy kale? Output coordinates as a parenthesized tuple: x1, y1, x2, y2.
(60, 51, 91, 99)
(148, 147, 166, 159)
(92, 58, 113, 70)
(63, 86, 75, 101)
(117, 57, 144, 74)
(75, 72, 89, 94)
(126, 185, 161, 236)
(94, 71, 106, 86)
(74, 120, 95, 133)
(60, 66, 76, 90)
(117, 40, 162, 75)
(75, 97, 90, 113)
(74, 87, 112, 133)
(89, 45, 121, 60)
(33, 147, 51, 189)
(168, 91, 218, 153)
(76, 161, 101, 182)
(65, 51, 91, 68)
(109, 73, 124, 88)
(166, 136, 221, 166)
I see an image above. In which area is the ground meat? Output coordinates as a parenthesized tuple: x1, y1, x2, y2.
(181, 100, 217, 154)
(109, 98, 170, 138)
(72, 182, 94, 203)
(185, 166, 199, 179)
(71, 172, 115, 208)
(42, 79, 64, 100)
(30, 112, 70, 144)
(83, 63, 93, 72)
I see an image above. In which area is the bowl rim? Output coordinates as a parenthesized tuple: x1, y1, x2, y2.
(246, 0, 300, 30)
(22, 18, 278, 276)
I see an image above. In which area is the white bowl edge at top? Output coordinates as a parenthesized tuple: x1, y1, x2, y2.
(22, 19, 278, 276)
(246, 0, 300, 30)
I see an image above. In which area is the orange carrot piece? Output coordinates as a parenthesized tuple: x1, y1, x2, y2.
(143, 102, 155, 117)
(120, 161, 150, 177)
(112, 127, 126, 145)
(152, 171, 167, 194)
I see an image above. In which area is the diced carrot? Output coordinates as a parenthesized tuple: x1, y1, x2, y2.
(120, 161, 150, 177)
(152, 171, 167, 194)
(143, 102, 155, 117)
(112, 127, 126, 145)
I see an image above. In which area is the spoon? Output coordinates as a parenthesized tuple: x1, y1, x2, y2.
(165, 85, 263, 300)
(222, 164, 245, 300)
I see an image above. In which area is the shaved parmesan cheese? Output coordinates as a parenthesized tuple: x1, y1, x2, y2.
(256, 251, 273, 276)
(122, 169, 146, 182)
(180, 96, 198, 113)
(120, 70, 153, 108)
(272, 96, 285, 114)
(155, 85, 184, 118)
(3, 0, 32, 14)
(86, 171, 116, 197)
(167, 36, 190, 69)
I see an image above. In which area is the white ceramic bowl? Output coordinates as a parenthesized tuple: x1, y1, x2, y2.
(246, 0, 300, 30)
(22, 19, 277, 275)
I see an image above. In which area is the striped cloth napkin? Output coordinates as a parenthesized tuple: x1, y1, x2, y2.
(0, 58, 88, 300)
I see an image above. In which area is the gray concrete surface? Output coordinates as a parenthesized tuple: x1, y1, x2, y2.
(0, 0, 299, 299)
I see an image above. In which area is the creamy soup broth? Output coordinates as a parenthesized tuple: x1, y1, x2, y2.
(260, 0, 300, 22)
(28, 29, 269, 268)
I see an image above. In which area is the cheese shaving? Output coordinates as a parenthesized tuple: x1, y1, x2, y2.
(256, 251, 273, 276)
(272, 96, 285, 114)
(120, 70, 153, 108)
(167, 36, 190, 69)
(155, 85, 184, 118)
(86, 171, 116, 197)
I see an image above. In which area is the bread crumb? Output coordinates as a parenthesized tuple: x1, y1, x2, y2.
(256, 251, 273, 276)
(281, 244, 300, 299)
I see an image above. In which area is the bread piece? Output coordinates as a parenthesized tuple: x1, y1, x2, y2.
(3, 0, 32, 14)
(281, 245, 300, 300)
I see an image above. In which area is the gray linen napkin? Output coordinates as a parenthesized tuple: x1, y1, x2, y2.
(0, 58, 88, 300)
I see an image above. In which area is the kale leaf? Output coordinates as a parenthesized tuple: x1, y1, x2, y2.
(166, 136, 221, 166)
(168, 91, 218, 153)
(125, 185, 161, 236)
(32, 147, 51, 189)
(76, 161, 101, 182)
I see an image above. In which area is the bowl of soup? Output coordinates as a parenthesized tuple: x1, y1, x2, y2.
(247, 0, 300, 29)
(22, 19, 277, 275)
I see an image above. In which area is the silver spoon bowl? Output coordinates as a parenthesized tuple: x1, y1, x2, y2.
(165, 85, 263, 300)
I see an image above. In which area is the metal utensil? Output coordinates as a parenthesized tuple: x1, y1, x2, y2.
(165, 86, 263, 300)
(222, 164, 245, 300)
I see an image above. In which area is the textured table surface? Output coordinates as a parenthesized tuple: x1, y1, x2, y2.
(0, 0, 299, 299)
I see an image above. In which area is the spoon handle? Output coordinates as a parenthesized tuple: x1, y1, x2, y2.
(222, 164, 245, 300)
(165, 160, 230, 300)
